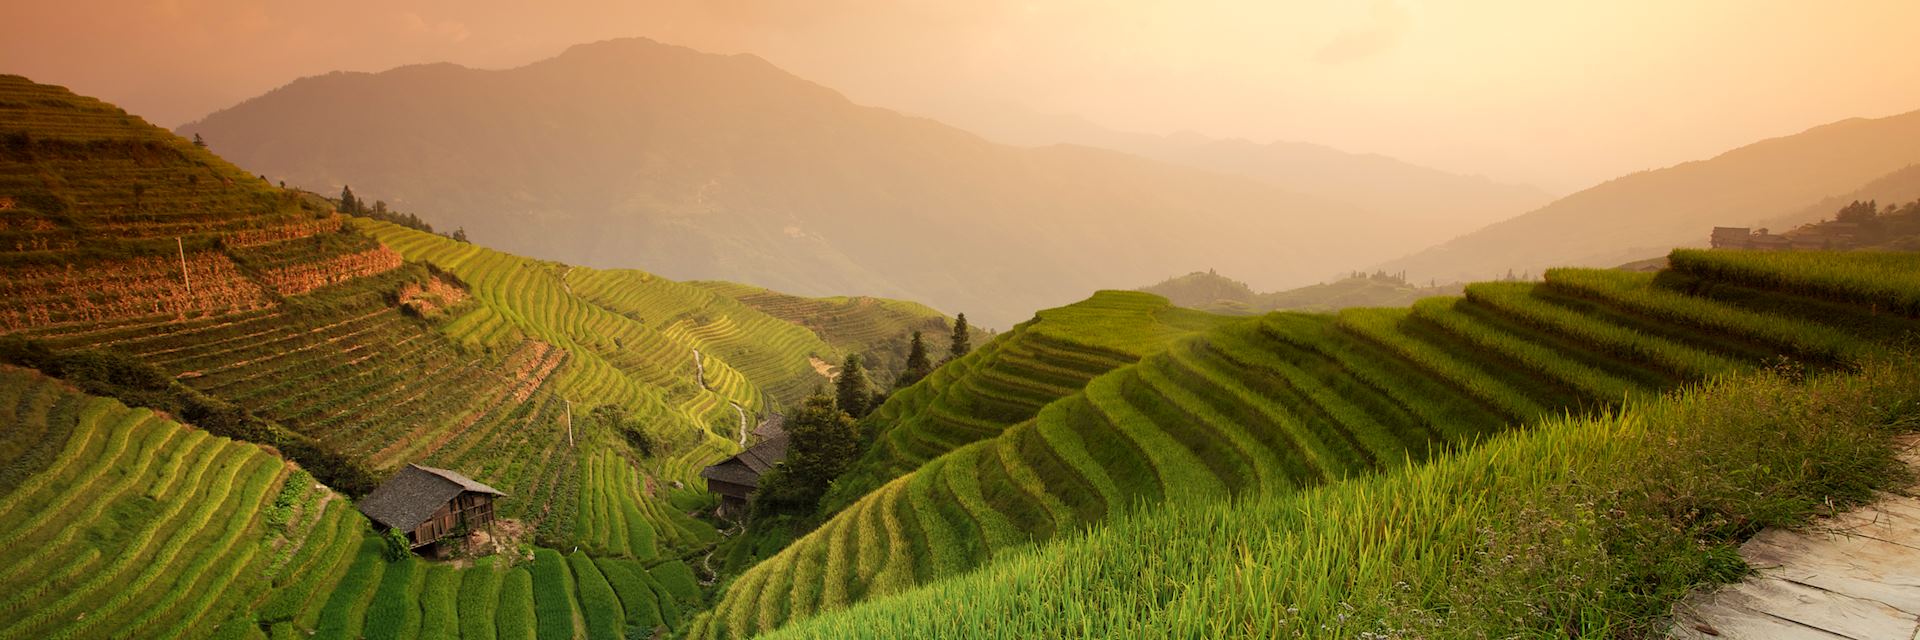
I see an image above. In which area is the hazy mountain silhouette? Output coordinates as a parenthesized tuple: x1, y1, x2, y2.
(1376, 110, 1920, 282)
(922, 102, 1556, 237)
(180, 38, 1480, 327)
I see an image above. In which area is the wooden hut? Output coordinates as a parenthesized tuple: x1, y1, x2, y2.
(699, 416, 789, 519)
(358, 463, 506, 548)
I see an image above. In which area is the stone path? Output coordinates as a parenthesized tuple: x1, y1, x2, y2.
(1672, 436, 1920, 639)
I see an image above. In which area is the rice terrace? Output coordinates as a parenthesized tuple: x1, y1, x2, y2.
(6, 4, 1920, 639)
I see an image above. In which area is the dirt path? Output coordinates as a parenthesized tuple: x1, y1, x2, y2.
(729, 402, 748, 446)
(692, 348, 708, 390)
(809, 355, 836, 380)
(1671, 435, 1920, 639)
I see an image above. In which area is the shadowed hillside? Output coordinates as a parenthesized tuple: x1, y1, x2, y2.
(1378, 110, 1920, 283)
(176, 38, 1431, 328)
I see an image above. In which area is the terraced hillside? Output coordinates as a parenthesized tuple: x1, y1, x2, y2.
(689, 281, 989, 388)
(566, 269, 839, 407)
(0, 76, 762, 556)
(0, 74, 371, 331)
(0, 366, 330, 639)
(270, 545, 705, 640)
(354, 220, 806, 513)
(690, 250, 1918, 639)
(819, 291, 1229, 514)
(0, 364, 714, 639)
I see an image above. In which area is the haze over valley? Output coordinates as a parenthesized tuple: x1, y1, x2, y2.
(6, 3, 1920, 639)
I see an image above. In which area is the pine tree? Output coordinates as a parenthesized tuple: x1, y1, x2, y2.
(450, 227, 469, 243)
(835, 353, 871, 418)
(759, 391, 859, 512)
(339, 185, 359, 215)
(192, 133, 206, 148)
(896, 331, 933, 389)
(947, 313, 972, 361)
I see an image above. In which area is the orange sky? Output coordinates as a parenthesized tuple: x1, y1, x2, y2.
(7, 1, 1920, 191)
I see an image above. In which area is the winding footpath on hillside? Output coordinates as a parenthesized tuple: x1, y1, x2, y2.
(1672, 435, 1920, 640)
(729, 402, 748, 446)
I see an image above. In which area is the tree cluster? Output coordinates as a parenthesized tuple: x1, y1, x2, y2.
(752, 392, 859, 517)
(752, 313, 974, 517)
(335, 184, 457, 240)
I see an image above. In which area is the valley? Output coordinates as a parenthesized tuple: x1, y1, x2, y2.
(6, 9, 1920, 640)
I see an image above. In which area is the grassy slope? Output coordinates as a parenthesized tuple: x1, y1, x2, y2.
(765, 360, 1920, 639)
(690, 250, 1920, 638)
(0, 74, 676, 552)
(819, 291, 1230, 514)
(0, 362, 711, 640)
(566, 269, 836, 408)
(0, 366, 314, 639)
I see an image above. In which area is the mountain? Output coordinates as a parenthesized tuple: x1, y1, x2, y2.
(1377, 110, 1920, 283)
(11, 72, 1920, 639)
(1759, 163, 1920, 232)
(1140, 269, 1462, 314)
(0, 75, 965, 637)
(932, 105, 1556, 240)
(179, 38, 1430, 329)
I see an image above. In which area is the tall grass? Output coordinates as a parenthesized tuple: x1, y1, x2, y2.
(1670, 249, 1920, 317)
(762, 360, 1920, 639)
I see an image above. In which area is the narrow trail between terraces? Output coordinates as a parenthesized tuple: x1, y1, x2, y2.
(1672, 435, 1920, 640)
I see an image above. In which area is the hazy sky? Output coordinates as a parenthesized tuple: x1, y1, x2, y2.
(7, 1, 1920, 191)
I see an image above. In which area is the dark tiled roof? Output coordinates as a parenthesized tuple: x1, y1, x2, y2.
(358, 464, 505, 531)
(699, 429, 791, 490)
(700, 459, 760, 487)
(753, 412, 787, 439)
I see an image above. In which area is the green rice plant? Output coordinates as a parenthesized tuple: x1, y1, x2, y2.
(1464, 282, 1746, 380)
(42, 444, 265, 639)
(126, 457, 283, 637)
(530, 548, 578, 640)
(361, 556, 424, 640)
(822, 292, 1216, 515)
(1543, 268, 1868, 364)
(568, 550, 625, 640)
(495, 567, 537, 640)
(457, 557, 502, 640)
(258, 504, 364, 623)
(417, 564, 461, 640)
(755, 360, 1920, 639)
(1409, 296, 1637, 405)
(1336, 307, 1549, 421)
(1669, 248, 1920, 317)
(594, 558, 665, 632)
(309, 538, 387, 640)
(648, 559, 701, 608)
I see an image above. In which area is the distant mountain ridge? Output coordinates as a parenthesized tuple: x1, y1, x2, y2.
(933, 105, 1556, 238)
(183, 37, 1484, 328)
(1376, 109, 1920, 283)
